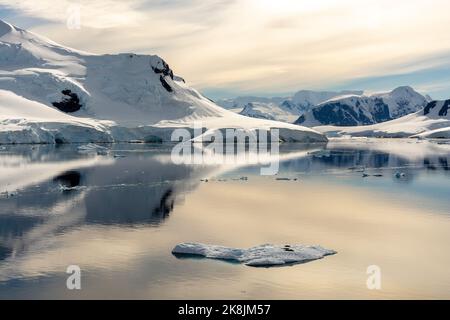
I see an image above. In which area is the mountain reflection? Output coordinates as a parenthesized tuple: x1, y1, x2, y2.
(0, 140, 449, 264)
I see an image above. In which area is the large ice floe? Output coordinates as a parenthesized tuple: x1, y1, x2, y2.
(172, 243, 336, 267)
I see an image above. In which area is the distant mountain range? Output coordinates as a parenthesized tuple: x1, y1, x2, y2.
(219, 87, 431, 127)
(217, 90, 363, 118)
(314, 99, 450, 139)
(295, 86, 429, 127)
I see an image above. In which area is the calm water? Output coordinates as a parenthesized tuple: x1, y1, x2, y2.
(0, 139, 449, 299)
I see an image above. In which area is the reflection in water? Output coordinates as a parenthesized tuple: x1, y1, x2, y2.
(0, 140, 449, 298)
(0, 147, 213, 260)
(54, 171, 81, 188)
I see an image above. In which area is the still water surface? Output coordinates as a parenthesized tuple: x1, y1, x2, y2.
(0, 139, 449, 299)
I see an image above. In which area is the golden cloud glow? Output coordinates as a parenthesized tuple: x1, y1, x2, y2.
(2, 0, 450, 96)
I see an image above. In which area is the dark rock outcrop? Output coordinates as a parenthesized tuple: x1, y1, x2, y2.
(52, 89, 82, 113)
(440, 101, 450, 116)
(424, 100, 450, 116)
(295, 87, 427, 127)
(424, 101, 438, 115)
(152, 59, 174, 80)
(371, 98, 391, 123)
(159, 75, 173, 92)
(301, 102, 373, 126)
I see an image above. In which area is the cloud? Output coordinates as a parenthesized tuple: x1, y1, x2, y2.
(2, 0, 450, 98)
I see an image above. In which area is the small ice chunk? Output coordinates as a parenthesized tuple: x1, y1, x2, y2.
(395, 172, 406, 178)
(172, 243, 336, 267)
(77, 143, 109, 154)
(308, 150, 331, 158)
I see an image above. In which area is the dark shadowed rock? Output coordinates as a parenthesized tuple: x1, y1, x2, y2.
(424, 101, 438, 115)
(424, 100, 450, 116)
(52, 89, 82, 113)
(152, 59, 174, 80)
(159, 75, 173, 92)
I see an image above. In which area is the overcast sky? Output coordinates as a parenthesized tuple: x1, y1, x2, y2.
(1, 0, 450, 99)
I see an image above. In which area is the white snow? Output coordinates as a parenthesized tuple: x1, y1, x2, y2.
(412, 127, 450, 139)
(239, 102, 300, 122)
(0, 19, 326, 144)
(218, 90, 363, 122)
(291, 90, 364, 108)
(314, 99, 450, 138)
(298, 86, 428, 127)
(172, 242, 336, 267)
(77, 143, 109, 154)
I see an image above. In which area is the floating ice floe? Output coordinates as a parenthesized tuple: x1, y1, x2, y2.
(395, 172, 406, 178)
(172, 243, 336, 267)
(77, 143, 109, 155)
(58, 185, 86, 192)
(277, 178, 299, 181)
(308, 150, 331, 158)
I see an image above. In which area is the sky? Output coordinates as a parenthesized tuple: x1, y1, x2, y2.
(1, 0, 450, 100)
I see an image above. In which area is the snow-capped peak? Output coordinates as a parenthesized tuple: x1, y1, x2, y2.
(0, 19, 326, 144)
(295, 86, 429, 127)
(0, 19, 14, 37)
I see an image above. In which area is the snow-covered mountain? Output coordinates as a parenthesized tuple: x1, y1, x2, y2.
(239, 102, 299, 123)
(217, 90, 363, 121)
(295, 86, 428, 127)
(291, 90, 364, 111)
(0, 19, 326, 144)
(217, 96, 288, 110)
(314, 99, 450, 138)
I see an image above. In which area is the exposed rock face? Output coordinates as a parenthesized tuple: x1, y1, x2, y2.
(371, 98, 391, 123)
(151, 59, 174, 80)
(307, 102, 372, 126)
(295, 86, 428, 127)
(159, 75, 173, 92)
(298, 100, 390, 126)
(52, 89, 82, 113)
(424, 100, 450, 116)
(151, 58, 175, 92)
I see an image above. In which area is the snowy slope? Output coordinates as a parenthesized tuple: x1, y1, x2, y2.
(291, 90, 364, 110)
(0, 90, 115, 144)
(217, 96, 288, 110)
(239, 102, 299, 122)
(217, 90, 363, 122)
(295, 86, 428, 127)
(0, 19, 326, 144)
(314, 99, 450, 138)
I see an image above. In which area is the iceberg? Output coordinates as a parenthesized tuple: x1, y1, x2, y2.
(172, 242, 336, 267)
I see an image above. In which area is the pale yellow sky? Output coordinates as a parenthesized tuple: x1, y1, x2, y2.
(2, 0, 450, 98)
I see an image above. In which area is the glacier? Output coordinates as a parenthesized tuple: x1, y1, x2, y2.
(0, 19, 327, 144)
